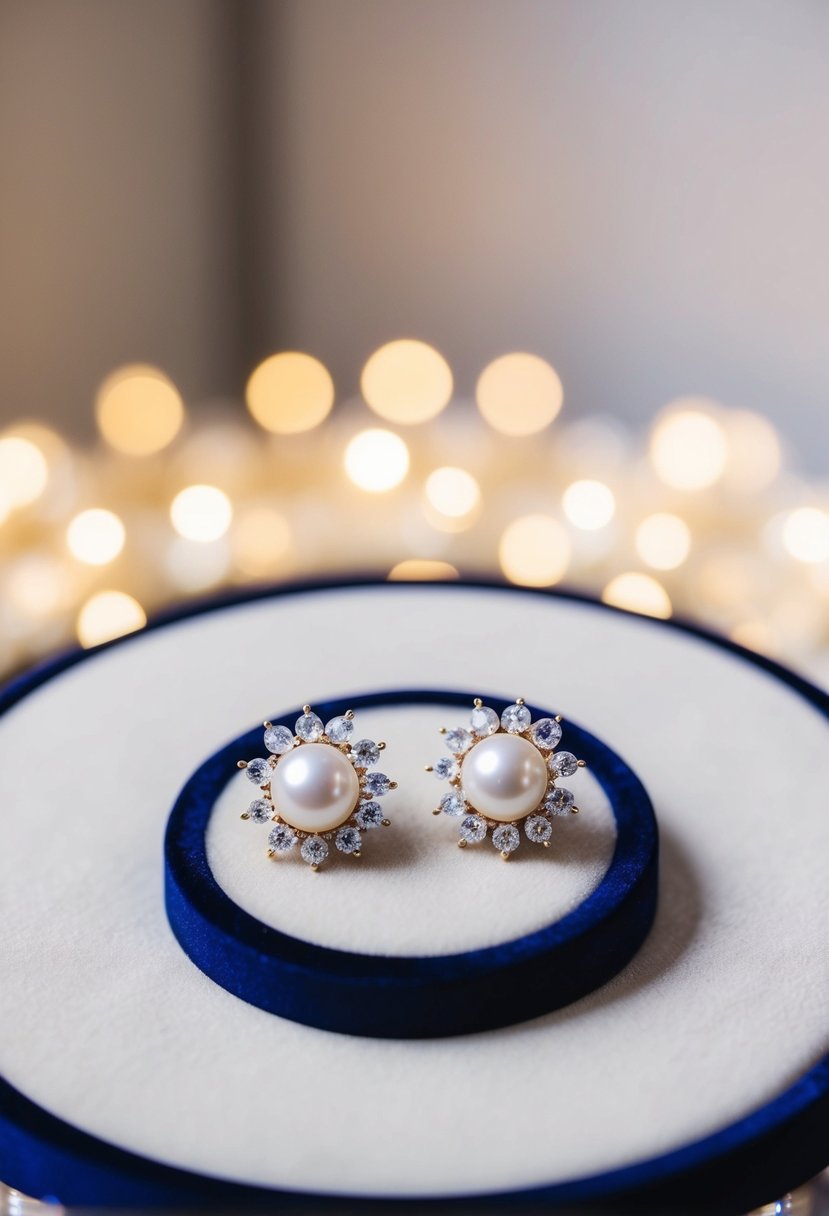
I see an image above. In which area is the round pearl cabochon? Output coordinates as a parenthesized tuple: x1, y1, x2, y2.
(461, 733, 548, 822)
(271, 744, 359, 832)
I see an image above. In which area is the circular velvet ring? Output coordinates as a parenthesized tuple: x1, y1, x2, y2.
(165, 689, 658, 1039)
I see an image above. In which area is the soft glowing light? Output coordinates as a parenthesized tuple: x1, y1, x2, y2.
(388, 559, 459, 581)
(165, 538, 231, 592)
(730, 619, 775, 655)
(361, 339, 452, 424)
(635, 513, 692, 570)
(476, 353, 563, 437)
(0, 437, 49, 506)
(170, 485, 233, 542)
(77, 591, 146, 647)
(246, 352, 334, 434)
(67, 509, 125, 565)
(424, 467, 481, 519)
(562, 480, 616, 530)
(6, 554, 66, 619)
(232, 506, 293, 578)
(602, 573, 672, 619)
(722, 410, 782, 492)
(498, 515, 571, 587)
(96, 364, 184, 455)
(782, 507, 829, 563)
(649, 403, 728, 490)
(344, 428, 410, 493)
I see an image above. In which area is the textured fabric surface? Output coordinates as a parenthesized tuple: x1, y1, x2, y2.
(1, 584, 827, 1200)
(166, 689, 657, 1037)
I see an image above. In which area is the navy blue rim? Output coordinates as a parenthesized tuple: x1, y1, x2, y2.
(164, 688, 658, 1039)
(2, 576, 828, 1211)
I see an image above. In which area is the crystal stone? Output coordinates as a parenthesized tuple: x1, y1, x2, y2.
(295, 711, 324, 742)
(335, 826, 362, 854)
(530, 717, 563, 750)
(350, 738, 381, 767)
(248, 798, 272, 824)
(459, 814, 487, 844)
(433, 756, 458, 781)
(363, 771, 391, 797)
(268, 823, 297, 853)
(439, 791, 466, 817)
(325, 715, 354, 744)
(525, 815, 553, 843)
(501, 703, 532, 733)
(300, 835, 328, 866)
(470, 704, 500, 736)
(492, 823, 520, 854)
(244, 757, 272, 785)
(545, 786, 575, 816)
(445, 727, 473, 754)
(264, 724, 295, 755)
(549, 750, 579, 778)
(355, 800, 384, 829)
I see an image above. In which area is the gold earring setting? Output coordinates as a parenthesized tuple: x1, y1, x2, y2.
(428, 698, 585, 858)
(238, 705, 396, 870)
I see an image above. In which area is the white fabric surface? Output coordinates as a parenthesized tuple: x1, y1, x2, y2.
(1, 584, 827, 1198)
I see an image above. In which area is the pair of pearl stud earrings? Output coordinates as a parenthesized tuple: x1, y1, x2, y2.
(237, 698, 585, 870)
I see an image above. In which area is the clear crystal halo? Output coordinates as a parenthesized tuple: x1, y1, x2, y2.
(429, 696, 585, 858)
(237, 703, 396, 869)
(165, 684, 658, 1039)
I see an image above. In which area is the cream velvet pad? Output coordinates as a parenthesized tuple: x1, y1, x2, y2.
(1, 583, 828, 1198)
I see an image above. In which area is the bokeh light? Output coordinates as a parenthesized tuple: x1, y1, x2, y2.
(170, 485, 233, 542)
(730, 619, 776, 654)
(499, 515, 571, 586)
(96, 364, 184, 455)
(232, 506, 293, 579)
(635, 513, 692, 570)
(77, 590, 146, 647)
(602, 572, 672, 619)
(165, 538, 231, 593)
(721, 410, 782, 492)
(782, 507, 829, 564)
(476, 353, 563, 436)
(388, 559, 459, 581)
(344, 428, 410, 492)
(562, 480, 616, 530)
(66, 509, 126, 566)
(0, 436, 49, 507)
(424, 467, 481, 522)
(5, 554, 67, 620)
(361, 339, 453, 424)
(246, 352, 335, 434)
(649, 402, 728, 491)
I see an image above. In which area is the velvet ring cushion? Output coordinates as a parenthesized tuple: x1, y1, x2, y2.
(164, 689, 658, 1039)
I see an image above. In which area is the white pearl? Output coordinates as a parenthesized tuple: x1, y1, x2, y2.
(461, 733, 548, 823)
(271, 744, 359, 833)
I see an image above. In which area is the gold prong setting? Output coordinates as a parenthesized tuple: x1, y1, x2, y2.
(431, 698, 586, 858)
(238, 705, 395, 870)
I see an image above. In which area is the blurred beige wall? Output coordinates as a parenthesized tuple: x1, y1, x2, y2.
(0, 0, 240, 439)
(2, 0, 829, 465)
(258, 0, 829, 462)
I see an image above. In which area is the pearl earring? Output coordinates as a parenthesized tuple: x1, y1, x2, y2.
(238, 705, 396, 870)
(427, 698, 585, 858)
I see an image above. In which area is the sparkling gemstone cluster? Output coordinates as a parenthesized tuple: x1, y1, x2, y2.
(428, 698, 584, 858)
(238, 706, 396, 870)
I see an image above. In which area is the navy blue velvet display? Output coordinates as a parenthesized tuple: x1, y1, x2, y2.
(165, 689, 658, 1039)
(2, 579, 828, 1211)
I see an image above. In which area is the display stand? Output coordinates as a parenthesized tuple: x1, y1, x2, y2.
(1, 580, 827, 1212)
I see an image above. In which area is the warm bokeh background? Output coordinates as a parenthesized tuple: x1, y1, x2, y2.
(1, 0, 828, 693)
(3, 0, 829, 456)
